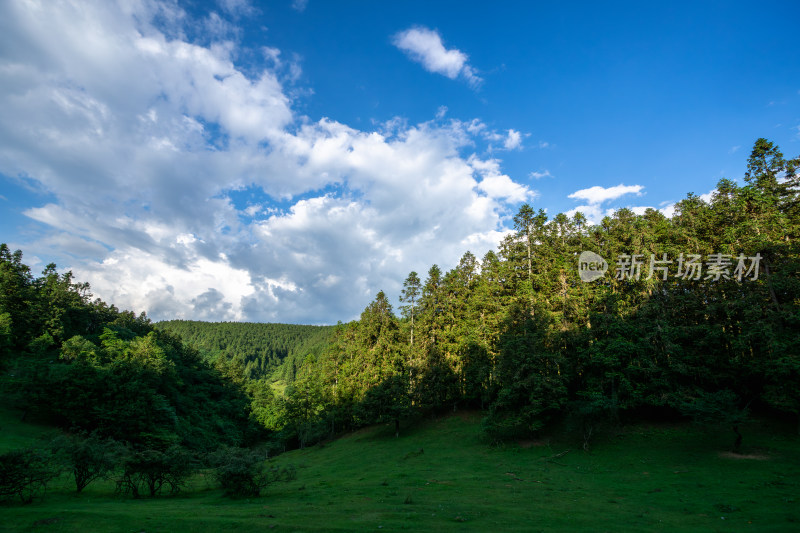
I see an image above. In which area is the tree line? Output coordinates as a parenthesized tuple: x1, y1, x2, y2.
(259, 138, 799, 450)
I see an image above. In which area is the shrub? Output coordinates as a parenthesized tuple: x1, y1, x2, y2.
(211, 447, 297, 497)
(116, 447, 194, 498)
(211, 447, 270, 497)
(270, 463, 297, 482)
(0, 448, 60, 503)
(51, 432, 124, 493)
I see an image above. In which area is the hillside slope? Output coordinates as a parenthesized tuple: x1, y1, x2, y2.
(2, 411, 797, 531)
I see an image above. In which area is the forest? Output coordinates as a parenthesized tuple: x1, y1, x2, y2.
(243, 137, 800, 451)
(154, 320, 334, 383)
(0, 138, 798, 506)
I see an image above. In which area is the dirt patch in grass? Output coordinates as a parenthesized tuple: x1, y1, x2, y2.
(718, 451, 770, 460)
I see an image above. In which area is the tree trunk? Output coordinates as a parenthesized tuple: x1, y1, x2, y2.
(762, 259, 781, 311)
(395, 418, 400, 438)
(410, 312, 414, 346)
(732, 425, 742, 453)
(582, 419, 593, 452)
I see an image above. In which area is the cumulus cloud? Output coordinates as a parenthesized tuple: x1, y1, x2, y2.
(392, 26, 482, 87)
(470, 156, 535, 203)
(568, 184, 644, 205)
(503, 129, 523, 150)
(479, 128, 529, 152)
(0, 1, 530, 324)
(566, 184, 647, 224)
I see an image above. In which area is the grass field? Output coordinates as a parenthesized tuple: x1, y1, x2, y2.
(1, 406, 798, 532)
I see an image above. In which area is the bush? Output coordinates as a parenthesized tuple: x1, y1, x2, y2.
(116, 447, 194, 498)
(211, 447, 270, 497)
(211, 447, 297, 497)
(51, 432, 124, 493)
(0, 448, 60, 503)
(269, 463, 297, 482)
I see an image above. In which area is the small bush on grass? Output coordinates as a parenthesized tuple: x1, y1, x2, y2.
(116, 446, 194, 498)
(211, 447, 269, 497)
(270, 463, 297, 482)
(210, 447, 297, 497)
(0, 448, 60, 503)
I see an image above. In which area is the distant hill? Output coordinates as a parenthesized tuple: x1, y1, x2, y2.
(155, 320, 336, 382)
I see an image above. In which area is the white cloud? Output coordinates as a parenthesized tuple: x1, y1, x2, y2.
(291, 0, 308, 13)
(470, 156, 535, 203)
(566, 201, 677, 225)
(564, 204, 605, 224)
(503, 129, 523, 150)
(698, 188, 716, 203)
(659, 203, 676, 218)
(392, 27, 482, 87)
(478, 126, 528, 151)
(566, 184, 647, 224)
(218, 0, 254, 15)
(0, 1, 530, 324)
(529, 170, 552, 180)
(79, 246, 258, 321)
(568, 184, 644, 205)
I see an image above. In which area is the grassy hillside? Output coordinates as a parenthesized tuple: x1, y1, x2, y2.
(1, 408, 798, 531)
(0, 403, 58, 454)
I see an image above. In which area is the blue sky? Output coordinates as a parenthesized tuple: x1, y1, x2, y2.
(1, 0, 799, 324)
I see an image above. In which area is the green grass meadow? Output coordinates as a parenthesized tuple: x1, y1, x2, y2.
(1, 407, 798, 532)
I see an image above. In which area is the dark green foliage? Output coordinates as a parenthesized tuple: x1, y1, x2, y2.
(211, 447, 269, 497)
(51, 432, 124, 493)
(154, 320, 334, 382)
(483, 301, 568, 442)
(116, 447, 195, 498)
(0, 249, 253, 452)
(357, 374, 411, 437)
(208, 446, 297, 497)
(0, 448, 59, 503)
(0, 311, 13, 360)
(674, 389, 749, 452)
(209, 447, 271, 497)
